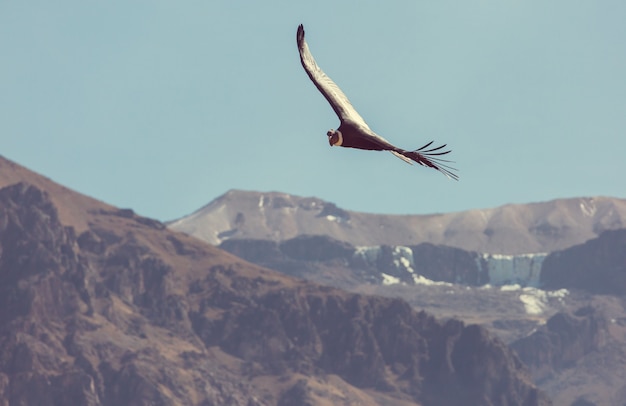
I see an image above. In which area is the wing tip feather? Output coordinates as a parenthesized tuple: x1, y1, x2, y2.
(297, 24, 305, 45)
(406, 142, 460, 180)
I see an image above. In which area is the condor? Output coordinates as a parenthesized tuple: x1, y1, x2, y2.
(297, 24, 458, 180)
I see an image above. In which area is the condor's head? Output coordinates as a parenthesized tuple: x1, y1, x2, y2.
(327, 129, 343, 146)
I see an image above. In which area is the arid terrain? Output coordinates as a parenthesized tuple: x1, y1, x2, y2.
(174, 190, 626, 405)
(0, 155, 550, 405)
(4, 155, 626, 405)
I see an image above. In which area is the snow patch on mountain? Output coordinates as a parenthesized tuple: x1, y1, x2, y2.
(412, 274, 454, 287)
(355, 243, 570, 315)
(497, 284, 569, 315)
(580, 198, 596, 217)
(477, 253, 547, 287)
(381, 273, 401, 286)
(355, 244, 550, 288)
(325, 215, 348, 223)
(354, 245, 417, 285)
(354, 246, 381, 264)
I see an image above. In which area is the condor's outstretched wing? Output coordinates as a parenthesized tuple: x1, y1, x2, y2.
(296, 25, 369, 130)
(296, 24, 459, 181)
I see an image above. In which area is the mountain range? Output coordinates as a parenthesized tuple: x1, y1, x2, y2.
(167, 190, 626, 255)
(166, 190, 626, 405)
(0, 156, 553, 405)
(3, 155, 626, 405)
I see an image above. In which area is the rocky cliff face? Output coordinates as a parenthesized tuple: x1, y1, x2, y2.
(508, 302, 626, 405)
(221, 229, 626, 296)
(221, 236, 491, 289)
(540, 229, 626, 295)
(511, 307, 609, 382)
(0, 178, 550, 405)
(220, 235, 552, 289)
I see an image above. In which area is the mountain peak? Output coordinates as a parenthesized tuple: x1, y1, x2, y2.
(169, 189, 626, 254)
(0, 155, 114, 233)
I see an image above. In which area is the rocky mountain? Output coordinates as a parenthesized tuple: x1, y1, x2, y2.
(0, 155, 549, 405)
(541, 229, 626, 295)
(216, 220, 626, 404)
(216, 236, 570, 341)
(167, 190, 626, 254)
(219, 235, 553, 289)
(510, 299, 626, 406)
(511, 307, 609, 383)
(0, 154, 116, 234)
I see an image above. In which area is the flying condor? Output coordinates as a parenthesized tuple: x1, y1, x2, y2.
(296, 24, 458, 180)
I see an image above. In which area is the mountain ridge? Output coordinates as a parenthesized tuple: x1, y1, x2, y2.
(0, 157, 550, 404)
(168, 189, 626, 254)
(0, 155, 115, 233)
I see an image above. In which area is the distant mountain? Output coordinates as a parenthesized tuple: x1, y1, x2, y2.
(217, 235, 572, 342)
(219, 235, 553, 289)
(0, 156, 549, 405)
(168, 190, 626, 254)
(219, 228, 626, 297)
(213, 205, 626, 404)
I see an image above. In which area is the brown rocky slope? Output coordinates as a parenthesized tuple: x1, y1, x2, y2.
(541, 229, 626, 295)
(0, 156, 549, 405)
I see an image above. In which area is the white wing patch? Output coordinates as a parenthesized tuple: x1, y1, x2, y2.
(297, 25, 370, 129)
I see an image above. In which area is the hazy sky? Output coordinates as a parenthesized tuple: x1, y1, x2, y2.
(2, 1, 625, 221)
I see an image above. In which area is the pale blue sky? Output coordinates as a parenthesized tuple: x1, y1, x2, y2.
(2, 1, 625, 221)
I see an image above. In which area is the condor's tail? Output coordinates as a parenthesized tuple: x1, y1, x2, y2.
(392, 141, 459, 180)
